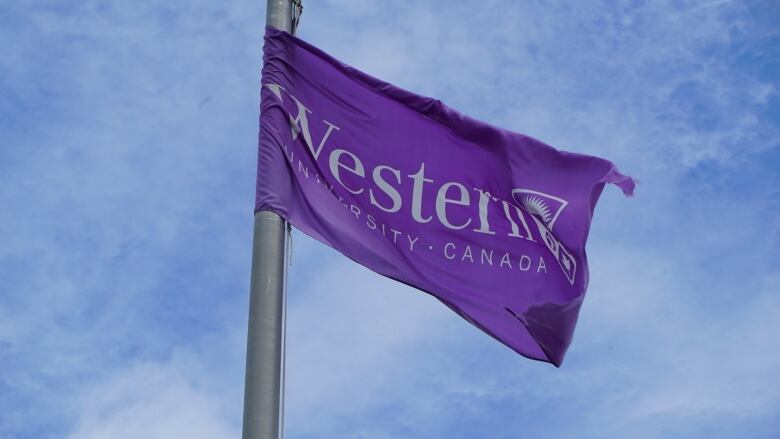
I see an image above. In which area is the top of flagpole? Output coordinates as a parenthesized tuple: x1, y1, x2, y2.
(266, 0, 302, 34)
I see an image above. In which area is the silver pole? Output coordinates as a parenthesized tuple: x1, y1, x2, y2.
(242, 2, 297, 439)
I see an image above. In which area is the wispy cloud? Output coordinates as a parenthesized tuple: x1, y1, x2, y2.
(68, 362, 239, 439)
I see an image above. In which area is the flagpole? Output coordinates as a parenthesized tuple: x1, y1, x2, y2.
(242, 2, 299, 439)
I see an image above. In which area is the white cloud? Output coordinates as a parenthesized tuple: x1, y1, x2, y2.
(284, 250, 458, 429)
(68, 362, 238, 439)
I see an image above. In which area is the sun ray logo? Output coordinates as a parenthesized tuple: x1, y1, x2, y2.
(512, 189, 568, 231)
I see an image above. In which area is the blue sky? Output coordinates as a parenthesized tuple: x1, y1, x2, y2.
(1, 0, 779, 438)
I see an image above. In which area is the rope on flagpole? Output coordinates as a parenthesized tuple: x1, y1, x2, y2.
(291, 0, 303, 35)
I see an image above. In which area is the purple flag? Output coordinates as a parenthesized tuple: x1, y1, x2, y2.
(256, 27, 635, 367)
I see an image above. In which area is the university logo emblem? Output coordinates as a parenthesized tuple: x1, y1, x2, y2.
(512, 189, 568, 231)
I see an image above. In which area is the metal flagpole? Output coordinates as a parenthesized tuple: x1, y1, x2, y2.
(242, 2, 301, 439)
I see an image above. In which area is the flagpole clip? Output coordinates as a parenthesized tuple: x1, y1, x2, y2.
(291, 0, 303, 35)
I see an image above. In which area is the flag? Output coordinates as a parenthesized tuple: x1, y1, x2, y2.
(256, 27, 635, 366)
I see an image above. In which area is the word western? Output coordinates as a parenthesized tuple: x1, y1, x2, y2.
(265, 83, 543, 242)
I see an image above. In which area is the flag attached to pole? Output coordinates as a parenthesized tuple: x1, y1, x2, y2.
(256, 27, 635, 366)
